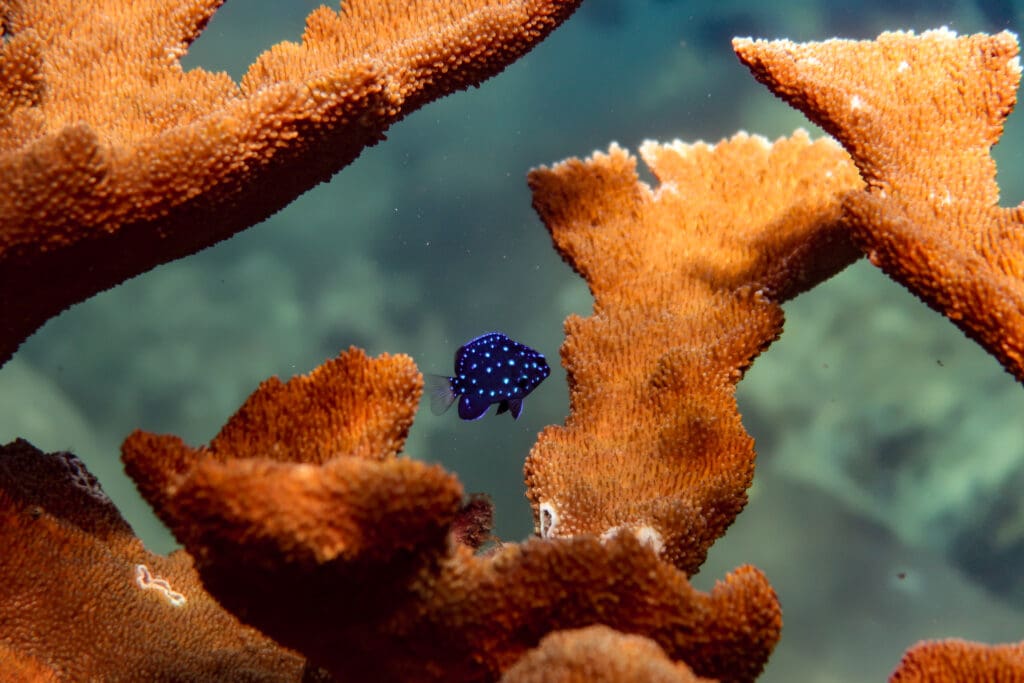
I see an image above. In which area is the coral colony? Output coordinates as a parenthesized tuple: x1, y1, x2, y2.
(0, 0, 1022, 679)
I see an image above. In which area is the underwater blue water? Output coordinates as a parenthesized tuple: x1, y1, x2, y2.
(2, 1, 1023, 680)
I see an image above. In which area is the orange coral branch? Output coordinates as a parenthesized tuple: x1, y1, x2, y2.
(525, 132, 862, 574)
(500, 625, 713, 683)
(0, 438, 306, 680)
(123, 348, 446, 568)
(734, 29, 1024, 381)
(889, 639, 1024, 682)
(122, 348, 781, 682)
(0, 0, 582, 366)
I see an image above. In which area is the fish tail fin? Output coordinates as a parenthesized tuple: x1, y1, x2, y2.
(425, 374, 457, 415)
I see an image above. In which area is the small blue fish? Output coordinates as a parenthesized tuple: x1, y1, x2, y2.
(428, 332, 550, 421)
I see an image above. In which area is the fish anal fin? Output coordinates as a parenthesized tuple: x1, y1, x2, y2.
(459, 395, 490, 421)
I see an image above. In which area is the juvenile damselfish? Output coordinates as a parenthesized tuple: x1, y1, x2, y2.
(428, 332, 550, 421)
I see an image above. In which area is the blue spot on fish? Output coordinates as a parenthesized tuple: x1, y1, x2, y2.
(427, 332, 551, 421)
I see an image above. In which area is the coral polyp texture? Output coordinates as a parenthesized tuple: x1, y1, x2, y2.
(121, 348, 781, 682)
(499, 625, 712, 683)
(6, 11, 1024, 680)
(0, 0, 582, 366)
(524, 131, 862, 574)
(730, 27, 1024, 678)
(888, 639, 1024, 682)
(734, 29, 1024, 382)
(0, 439, 306, 680)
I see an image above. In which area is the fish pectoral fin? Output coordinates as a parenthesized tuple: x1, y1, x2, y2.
(426, 374, 457, 415)
(507, 398, 524, 420)
(458, 395, 491, 421)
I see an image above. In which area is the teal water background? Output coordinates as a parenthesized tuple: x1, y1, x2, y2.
(2, 1, 1024, 679)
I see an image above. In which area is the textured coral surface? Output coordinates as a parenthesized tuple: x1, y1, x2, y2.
(0, 439, 305, 681)
(0, 0, 582, 365)
(122, 348, 781, 682)
(4, 6, 1024, 680)
(889, 639, 1024, 682)
(525, 132, 862, 574)
(735, 29, 1024, 382)
(500, 625, 712, 683)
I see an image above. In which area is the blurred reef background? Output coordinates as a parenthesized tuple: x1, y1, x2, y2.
(2, 1, 1023, 680)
